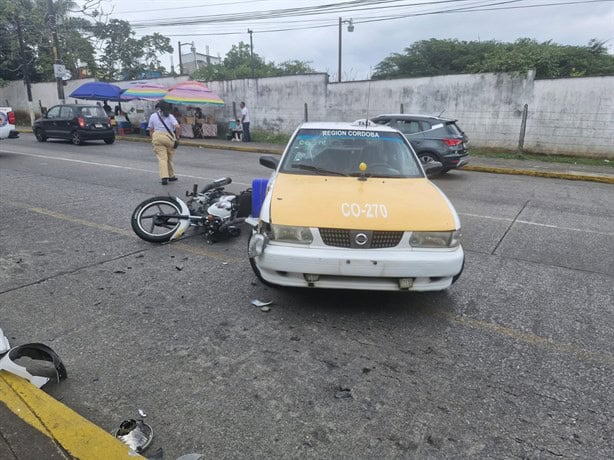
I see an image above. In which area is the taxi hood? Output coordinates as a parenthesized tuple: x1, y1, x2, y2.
(269, 173, 458, 231)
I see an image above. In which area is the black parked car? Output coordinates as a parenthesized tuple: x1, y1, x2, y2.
(371, 114, 469, 173)
(33, 104, 115, 145)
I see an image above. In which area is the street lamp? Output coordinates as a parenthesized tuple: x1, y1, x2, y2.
(338, 17, 354, 83)
(177, 41, 194, 75)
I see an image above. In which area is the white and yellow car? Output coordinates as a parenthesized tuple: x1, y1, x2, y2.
(247, 121, 464, 291)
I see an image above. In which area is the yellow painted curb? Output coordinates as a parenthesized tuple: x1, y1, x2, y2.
(0, 371, 144, 459)
(463, 165, 614, 184)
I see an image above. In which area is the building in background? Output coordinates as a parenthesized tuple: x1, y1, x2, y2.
(180, 48, 221, 75)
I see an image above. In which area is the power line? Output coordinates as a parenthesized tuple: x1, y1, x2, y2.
(132, 0, 611, 36)
(129, 0, 475, 28)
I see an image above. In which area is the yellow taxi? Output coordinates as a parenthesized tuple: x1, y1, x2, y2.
(247, 121, 464, 291)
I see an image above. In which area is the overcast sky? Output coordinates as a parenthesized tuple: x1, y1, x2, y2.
(90, 0, 614, 80)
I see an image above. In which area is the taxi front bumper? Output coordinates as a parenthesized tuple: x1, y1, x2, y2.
(252, 242, 464, 291)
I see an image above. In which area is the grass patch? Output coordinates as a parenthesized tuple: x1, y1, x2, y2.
(470, 148, 613, 168)
(251, 130, 290, 145)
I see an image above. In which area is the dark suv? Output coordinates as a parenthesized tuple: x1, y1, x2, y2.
(33, 104, 115, 145)
(371, 114, 469, 173)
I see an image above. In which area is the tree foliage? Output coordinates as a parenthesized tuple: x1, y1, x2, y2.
(192, 42, 315, 81)
(0, 0, 173, 84)
(372, 38, 614, 80)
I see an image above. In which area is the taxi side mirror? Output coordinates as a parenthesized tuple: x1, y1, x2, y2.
(260, 156, 279, 170)
(423, 160, 444, 178)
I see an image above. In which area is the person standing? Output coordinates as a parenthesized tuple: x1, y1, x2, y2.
(147, 101, 181, 185)
(240, 101, 250, 142)
(102, 100, 112, 115)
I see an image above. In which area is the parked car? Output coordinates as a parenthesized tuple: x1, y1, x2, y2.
(371, 114, 469, 173)
(0, 106, 18, 140)
(33, 104, 115, 145)
(247, 120, 464, 292)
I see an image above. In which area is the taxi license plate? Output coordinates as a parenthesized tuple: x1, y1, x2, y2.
(95, 123, 103, 128)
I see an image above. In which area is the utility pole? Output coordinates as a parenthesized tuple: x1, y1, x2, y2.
(248, 29, 254, 78)
(15, 14, 35, 124)
(178, 41, 183, 75)
(338, 17, 342, 83)
(47, 0, 64, 102)
(337, 17, 354, 83)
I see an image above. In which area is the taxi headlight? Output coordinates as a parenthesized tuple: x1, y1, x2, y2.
(410, 230, 461, 248)
(271, 224, 313, 244)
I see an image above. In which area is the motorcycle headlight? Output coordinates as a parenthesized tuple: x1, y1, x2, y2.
(410, 230, 461, 248)
(270, 224, 313, 244)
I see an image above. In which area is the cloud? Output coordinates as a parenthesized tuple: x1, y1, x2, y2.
(97, 0, 614, 79)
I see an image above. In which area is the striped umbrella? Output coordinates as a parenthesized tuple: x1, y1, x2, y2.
(120, 83, 168, 101)
(162, 82, 224, 106)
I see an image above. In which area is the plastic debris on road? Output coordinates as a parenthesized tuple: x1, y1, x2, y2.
(113, 417, 153, 454)
(250, 299, 272, 307)
(0, 328, 9, 354)
(0, 342, 67, 388)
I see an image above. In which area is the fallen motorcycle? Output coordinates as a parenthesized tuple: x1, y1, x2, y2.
(131, 177, 251, 244)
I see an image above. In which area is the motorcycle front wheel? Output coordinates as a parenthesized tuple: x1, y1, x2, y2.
(131, 196, 184, 243)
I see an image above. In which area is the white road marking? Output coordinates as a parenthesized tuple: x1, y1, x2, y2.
(1, 149, 251, 186)
(459, 212, 513, 222)
(459, 212, 614, 237)
(515, 219, 614, 237)
(6, 150, 612, 237)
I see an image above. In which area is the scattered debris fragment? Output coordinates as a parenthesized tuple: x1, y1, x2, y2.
(335, 386, 353, 399)
(251, 299, 272, 307)
(175, 265, 184, 271)
(114, 270, 126, 274)
(138, 409, 147, 418)
(113, 414, 153, 454)
(0, 343, 67, 388)
(260, 306, 271, 312)
(0, 328, 9, 354)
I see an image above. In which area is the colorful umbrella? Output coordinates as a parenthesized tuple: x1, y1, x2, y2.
(162, 82, 224, 106)
(120, 83, 168, 101)
(69, 82, 124, 101)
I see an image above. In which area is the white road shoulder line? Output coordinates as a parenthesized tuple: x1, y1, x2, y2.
(2, 150, 251, 186)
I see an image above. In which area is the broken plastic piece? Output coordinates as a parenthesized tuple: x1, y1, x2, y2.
(251, 299, 272, 307)
(0, 328, 10, 354)
(114, 418, 153, 453)
(0, 343, 67, 388)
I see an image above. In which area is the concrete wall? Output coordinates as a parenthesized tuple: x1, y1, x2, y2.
(2, 72, 612, 158)
(527, 77, 614, 156)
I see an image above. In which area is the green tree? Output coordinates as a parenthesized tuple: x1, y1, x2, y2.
(0, 0, 98, 83)
(89, 19, 172, 80)
(372, 38, 614, 80)
(192, 42, 315, 81)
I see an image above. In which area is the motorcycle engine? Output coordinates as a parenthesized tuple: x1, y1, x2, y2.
(207, 195, 235, 219)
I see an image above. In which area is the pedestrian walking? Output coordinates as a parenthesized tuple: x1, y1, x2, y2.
(240, 101, 251, 142)
(147, 101, 181, 185)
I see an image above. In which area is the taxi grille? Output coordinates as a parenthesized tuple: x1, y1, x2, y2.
(319, 228, 403, 249)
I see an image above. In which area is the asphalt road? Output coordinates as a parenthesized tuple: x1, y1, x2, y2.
(1, 135, 613, 459)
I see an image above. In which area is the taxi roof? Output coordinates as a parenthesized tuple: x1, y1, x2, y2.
(297, 121, 400, 133)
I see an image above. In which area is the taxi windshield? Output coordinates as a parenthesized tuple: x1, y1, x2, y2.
(280, 128, 423, 178)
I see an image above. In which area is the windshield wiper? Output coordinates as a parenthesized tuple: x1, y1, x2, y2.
(291, 163, 347, 176)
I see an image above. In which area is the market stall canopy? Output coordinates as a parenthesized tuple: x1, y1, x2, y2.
(120, 83, 168, 101)
(163, 81, 224, 106)
(69, 82, 124, 101)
